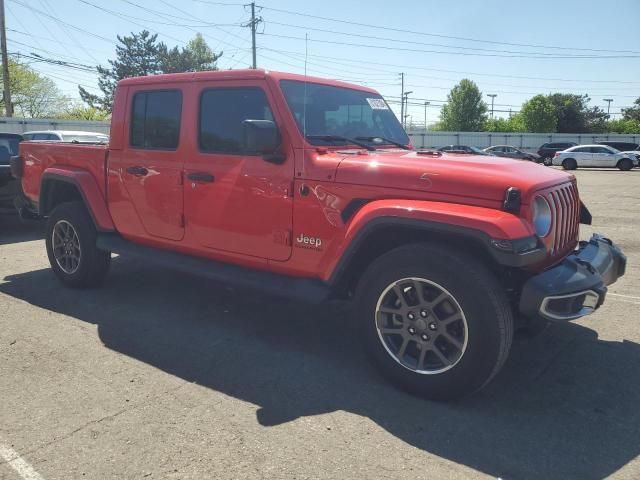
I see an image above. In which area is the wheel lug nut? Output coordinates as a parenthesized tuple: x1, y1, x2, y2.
(421, 334, 430, 341)
(420, 310, 428, 318)
(407, 312, 415, 320)
(428, 323, 437, 331)
(408, 327, 416, 335)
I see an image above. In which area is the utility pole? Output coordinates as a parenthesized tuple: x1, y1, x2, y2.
(401, 91, 412, 129)
(487, 94, 497, 119)
(250, 2, 257, 68)
(603, 98, 613, 118)
(0, 0, 12, 117)
(399, 72, 404, 127)
(245, 2, 262, 69)
(424, 101, 430, 131)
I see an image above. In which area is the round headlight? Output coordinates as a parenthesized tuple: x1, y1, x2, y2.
(532, 196, 552, 237)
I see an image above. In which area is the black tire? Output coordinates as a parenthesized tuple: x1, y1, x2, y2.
(562, 158, 577, 170)
(45, 201, 110, 288)
(354, 243, 513, 401)
(617, 158, 633, 171)
(543, 157, 553, 166)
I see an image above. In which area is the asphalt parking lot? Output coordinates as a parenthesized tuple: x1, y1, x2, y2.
(1, 169, 639, 480)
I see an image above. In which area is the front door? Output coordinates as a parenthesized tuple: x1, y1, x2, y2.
(183, 81, 293, 261)
(113, 88, 185, 241)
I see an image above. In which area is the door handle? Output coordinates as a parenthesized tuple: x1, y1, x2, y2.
(126, 166, 148, 176)
(187, 172, 215, 183)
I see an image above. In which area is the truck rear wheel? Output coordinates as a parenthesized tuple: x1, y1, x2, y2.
(45, 201, 110, 288)
(354, 243, 513, 401)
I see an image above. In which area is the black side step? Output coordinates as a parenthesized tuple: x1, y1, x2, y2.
(96, 233, 329, 304)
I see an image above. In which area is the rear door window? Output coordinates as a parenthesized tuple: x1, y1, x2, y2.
(130, 90, 182, 150)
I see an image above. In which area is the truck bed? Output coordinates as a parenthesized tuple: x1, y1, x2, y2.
(20, 142, 109, 205)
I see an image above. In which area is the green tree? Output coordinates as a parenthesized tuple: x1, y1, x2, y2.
(80, 31, 221, 112)
(607, 118, 640, 134)
(159, 33, 221, 73)
(622, 97, 640, 122)
(59, 104, 110, 121)
(1, 59, 69, 117)
(79, 30, 163, 111)
(546, 93, 607, 133)
(484, 116, 524, 132)
(439, 79, 487, 131)
(519, 95, 556, 132)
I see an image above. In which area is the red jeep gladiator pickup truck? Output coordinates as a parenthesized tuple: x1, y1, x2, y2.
(11, 69, 626, 400)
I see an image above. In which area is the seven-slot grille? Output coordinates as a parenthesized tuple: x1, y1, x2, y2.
(543, 182, 580, 255)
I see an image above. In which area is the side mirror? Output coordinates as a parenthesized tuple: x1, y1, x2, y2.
(243, 119, 278, 153)
(243, 119, 284, 163)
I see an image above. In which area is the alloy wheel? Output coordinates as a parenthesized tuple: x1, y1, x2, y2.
(375, 277, 468, 374)
(52, 220, 82, 274)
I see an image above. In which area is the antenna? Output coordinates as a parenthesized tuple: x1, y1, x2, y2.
(301, 32, 309, 176)
(303, 33, 308, 140)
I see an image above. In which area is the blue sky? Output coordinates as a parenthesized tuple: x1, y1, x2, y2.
(5, 0, 640, 125)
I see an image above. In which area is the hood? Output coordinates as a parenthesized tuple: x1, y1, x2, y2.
(333, 150, 573, 203)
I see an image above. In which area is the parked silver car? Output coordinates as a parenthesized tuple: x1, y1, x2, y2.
(22, 130, 109, 143)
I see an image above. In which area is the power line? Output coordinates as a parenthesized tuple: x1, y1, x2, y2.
(78, 0, 241, 27)
(8, 39, 95, 69)
(37, 0, 102, 64)
(256, 47, 640, 85)
(264, 20, 635, 58)
(255, 4, 640, 55)
(259, 32, 640, 59)
(8, 0, 113, 43)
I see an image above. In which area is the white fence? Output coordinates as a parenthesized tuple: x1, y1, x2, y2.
(3, 118, 638, 152)
(0, 117, 110, 135)
(408, 130, 640, 152)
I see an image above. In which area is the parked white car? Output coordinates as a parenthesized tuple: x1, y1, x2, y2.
(552, 145, 638, 171)
(22, 130, 109, 143)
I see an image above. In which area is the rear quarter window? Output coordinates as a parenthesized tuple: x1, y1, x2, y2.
(130, 90, 182, 150)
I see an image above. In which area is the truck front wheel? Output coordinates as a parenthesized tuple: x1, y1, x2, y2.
(355, 243, 513, 401)
(45, 201, 111, 288)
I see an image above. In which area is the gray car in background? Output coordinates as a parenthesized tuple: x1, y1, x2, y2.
(484, 145, 540, 162)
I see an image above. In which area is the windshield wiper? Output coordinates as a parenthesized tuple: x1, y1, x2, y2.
(306, 135, 376, 151)
(355, 136, 411, 150)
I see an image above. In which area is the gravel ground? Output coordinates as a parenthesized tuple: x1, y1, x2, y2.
(1, 169, 639, 480)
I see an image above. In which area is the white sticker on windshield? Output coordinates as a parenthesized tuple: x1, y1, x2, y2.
(366, 98, 389, 110)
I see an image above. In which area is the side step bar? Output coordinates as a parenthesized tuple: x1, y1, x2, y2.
(96, 233, 329, 304)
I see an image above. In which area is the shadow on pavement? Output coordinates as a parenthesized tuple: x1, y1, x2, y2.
(0, 209, 44, 245)
(2, 259, 639, 480)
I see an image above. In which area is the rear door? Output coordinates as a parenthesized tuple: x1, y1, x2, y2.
(109, 87, 185, 241)
(183, 81, 293, 261)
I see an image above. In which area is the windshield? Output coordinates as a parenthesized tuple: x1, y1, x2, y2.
(280, 80, 409, 148)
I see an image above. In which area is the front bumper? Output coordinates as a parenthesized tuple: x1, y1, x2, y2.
(519, 234, 626, 321)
